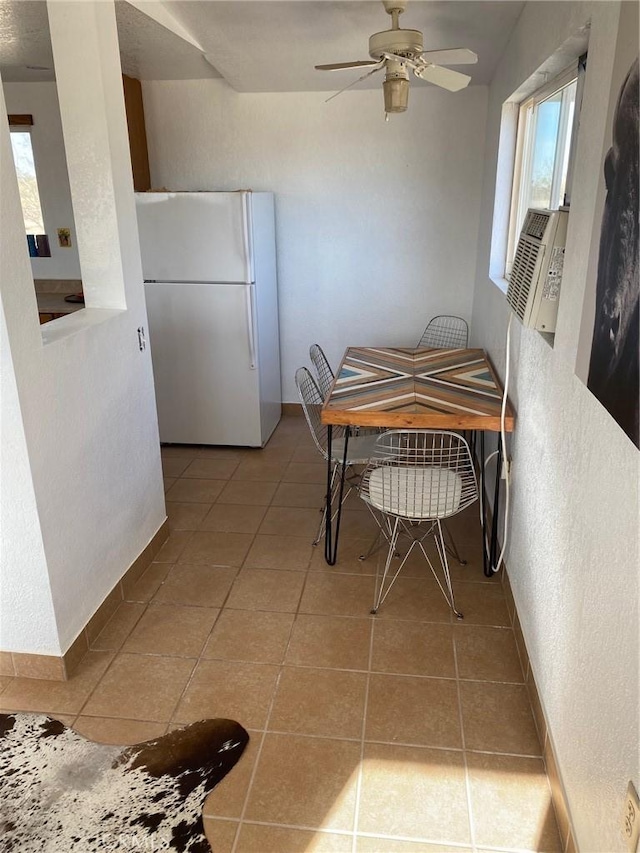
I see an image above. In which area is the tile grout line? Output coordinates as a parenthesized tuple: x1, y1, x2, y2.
(196, 442, 306, 853)
(114, 536, 236, 733)
(71, 596, 154, 727)
(224, 426, 361, 849)
(5, 421, 554, 850)
(453, 617, 478, 852)
(227, 440, 318, 853)
(164, 454, 278, 737)
(165, 442, 293, 852)
(350, 606, 377, 852)
(163, 465, 233, 732)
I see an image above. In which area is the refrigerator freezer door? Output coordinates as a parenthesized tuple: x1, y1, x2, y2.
(145, 283, 262, 446)
(136, 192, 254, 283)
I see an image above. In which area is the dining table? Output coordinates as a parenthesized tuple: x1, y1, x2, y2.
(320, 346, 516, 576)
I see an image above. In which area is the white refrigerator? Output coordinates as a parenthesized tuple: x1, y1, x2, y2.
(135, 191, 281, 447)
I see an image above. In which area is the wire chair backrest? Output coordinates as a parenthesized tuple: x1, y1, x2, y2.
(295, 367, 345, 461)
(309, 344, 335, 399)
(360, 430, 478, 520)
(418, 315, 469, 349)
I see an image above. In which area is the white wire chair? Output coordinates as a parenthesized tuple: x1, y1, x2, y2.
(309, 344, 335, 400)
(359, 429, 478, 617)
(295, 367, 379, 545)
(309, 343, 380, 437)
(418, 315, 469, 349)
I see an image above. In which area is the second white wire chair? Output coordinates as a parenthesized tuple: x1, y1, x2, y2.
(295, 367, 379, 545)
(418, 315, 469, 349)
(309, 342, 379, 436)
(359, 429, 478, 617)
(309, 343, 335, 400)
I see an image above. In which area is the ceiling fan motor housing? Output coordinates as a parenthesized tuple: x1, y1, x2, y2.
(369, 28, 424, 61)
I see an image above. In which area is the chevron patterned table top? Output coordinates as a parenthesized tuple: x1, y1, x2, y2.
(322, 347, 515, 432)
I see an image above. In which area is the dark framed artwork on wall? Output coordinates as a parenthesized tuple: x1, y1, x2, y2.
(575, 2, 639, 449)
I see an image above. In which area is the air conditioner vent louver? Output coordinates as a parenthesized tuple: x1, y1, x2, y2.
(507, 236, 543, 320)
(523, 211, 551, 240)
(505, 208, 568, 332)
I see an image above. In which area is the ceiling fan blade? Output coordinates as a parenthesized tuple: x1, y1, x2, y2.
(315, 61, 380, 71)
(325, 62, 385, 102)
(414, 63, 472, 92)
(419, 48, 478, 66)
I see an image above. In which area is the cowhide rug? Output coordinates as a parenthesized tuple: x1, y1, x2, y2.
(0, 713, 249, 852)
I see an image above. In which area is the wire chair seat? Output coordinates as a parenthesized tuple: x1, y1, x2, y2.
(366, 466, 464, 519)
(359, 429, 478, 617)
(418, 315, 469, 349)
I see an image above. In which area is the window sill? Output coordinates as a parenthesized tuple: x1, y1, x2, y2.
(41, 307, 125, 346)
(489, 274, 509, 295)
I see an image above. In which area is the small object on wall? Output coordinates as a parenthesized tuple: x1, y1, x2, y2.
(35, 234, 50, 257)
(57, 228, 72, 247)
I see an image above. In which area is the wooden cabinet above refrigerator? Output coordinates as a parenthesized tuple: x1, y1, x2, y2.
(122, 74, 150, 192)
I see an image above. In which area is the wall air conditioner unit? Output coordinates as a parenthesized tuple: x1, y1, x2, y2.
(506, 207, 569, 332)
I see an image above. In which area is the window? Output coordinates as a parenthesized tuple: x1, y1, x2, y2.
(506, 66, 579, 274)
(10, 129, 45, 235)
(7, 115, 50, 256)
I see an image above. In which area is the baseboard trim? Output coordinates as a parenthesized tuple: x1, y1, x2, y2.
(483, 490, 578, 852)
(1, 519, 169, 682)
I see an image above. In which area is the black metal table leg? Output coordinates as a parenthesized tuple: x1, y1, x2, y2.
(489, 436, 503, 575)
(480, 431, 489, 576)
(324, 426, 350, 566)
(324, 425, 333, 564)
(480, 431, 503, 577)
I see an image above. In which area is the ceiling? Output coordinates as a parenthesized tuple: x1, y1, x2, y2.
(0, 1, 219, 82)
(0, 0, 525, 91)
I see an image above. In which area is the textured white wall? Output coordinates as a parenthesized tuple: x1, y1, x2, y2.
(3, 82, 81, 281)
(0, 81, 60, 654)
(0, 1, 166, 655)
(471, 2, 639, 850)
(142, 79, 488, 401)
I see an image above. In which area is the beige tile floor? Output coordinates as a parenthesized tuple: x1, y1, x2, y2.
(0, 415, 562, 853)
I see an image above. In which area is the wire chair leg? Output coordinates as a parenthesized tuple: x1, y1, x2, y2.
(434, 519, 463, 619)
(313, 464, 356, 547)
(358, 503, 395, 561)
(359, 527, 385, 562)
(372, 516, 402, 614)
(442, 520, 467, 566)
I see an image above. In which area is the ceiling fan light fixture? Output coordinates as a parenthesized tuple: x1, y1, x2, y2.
(383, 76, 409, 112)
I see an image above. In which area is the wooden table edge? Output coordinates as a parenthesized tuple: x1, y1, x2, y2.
(320, 346, 516, 433)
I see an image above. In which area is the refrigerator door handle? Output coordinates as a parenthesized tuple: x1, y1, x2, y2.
(241, 192, 255, 283)
(245, 284, 257, 370)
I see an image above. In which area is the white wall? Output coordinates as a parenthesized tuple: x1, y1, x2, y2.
(0, 129, 60, 653)
(142, 79, 488, 401)
(471, 2, 639, 850)
(0, 1, 166, 656)
(3, 82, 81, 281)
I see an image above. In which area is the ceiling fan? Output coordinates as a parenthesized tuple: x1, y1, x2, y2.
(315, 0, 478, 115)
